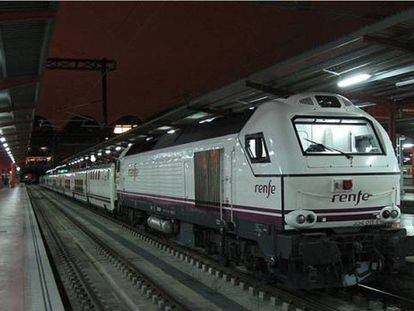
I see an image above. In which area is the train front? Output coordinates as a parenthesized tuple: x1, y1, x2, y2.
(262, 94, 414, 288)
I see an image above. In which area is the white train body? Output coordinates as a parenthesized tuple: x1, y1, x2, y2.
(43, 164, 116, 211)
(41, 93, 413, 289)
(118, 93, 399, 229)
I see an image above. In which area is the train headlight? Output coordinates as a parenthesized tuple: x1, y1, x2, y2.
(296, 215, 306, 224)
(379, 206, 401, 223)
(286, 210, 318, 228)
(382, 210, 390, 219)
(390, 209, 399, 219)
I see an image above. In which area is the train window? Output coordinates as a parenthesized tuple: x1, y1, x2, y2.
(245, 133, 270, 163)
(293, 117, 384, 155)
(299, 97, 314, 106)
(315, 95, 341, 108)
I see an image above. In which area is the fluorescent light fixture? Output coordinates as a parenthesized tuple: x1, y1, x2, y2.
(167, 129, 176, 134)
(3, 143, 8, 147)
(250, 96, 268, 103)
(157, 126, 172, 131)
(90, 155, 96, 162)
(115, 146, 122, 151)
(114, 124, 132, 134)
(145, 136, 153, 141)
(249, 106, 255, 110)
(128, 143, 133, 147)
(105, 150, 111, 154)
(97, 151, 103, 156)
(199, 117, 217, 124)
(85, 156, 89, 160)
(396, 78, 414, 88)
(5, 147, 10, 151)
(403, 143, 414, 149)
(0, 137, 5, 142)
(337, 73, 371, 88)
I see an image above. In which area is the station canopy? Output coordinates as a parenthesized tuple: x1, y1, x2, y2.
(0, 2, 57, 164)
(63, 6, 414, 165)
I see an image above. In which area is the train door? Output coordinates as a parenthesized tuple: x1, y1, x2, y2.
(194, 149, 226, 225)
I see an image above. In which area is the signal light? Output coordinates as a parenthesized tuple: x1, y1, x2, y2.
(342, 180, 353, 190)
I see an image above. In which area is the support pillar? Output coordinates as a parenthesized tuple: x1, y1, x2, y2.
(101, 58, 108, 127)
(388, 102, 397, 149)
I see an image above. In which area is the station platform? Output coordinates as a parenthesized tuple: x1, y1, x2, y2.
(0, 185, 64, 311)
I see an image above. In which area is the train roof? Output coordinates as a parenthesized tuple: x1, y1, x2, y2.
(125, 111, 254, 157)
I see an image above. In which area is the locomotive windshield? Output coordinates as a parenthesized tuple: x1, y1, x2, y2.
(293, 117, 384, 155)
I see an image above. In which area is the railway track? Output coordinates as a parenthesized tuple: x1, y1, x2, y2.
(28, 189, 112, 310)
(29, 187, 188, 310)
(29, 185, 414, 310)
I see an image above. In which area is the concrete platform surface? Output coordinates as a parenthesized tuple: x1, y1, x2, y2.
(0, 185, 64, 311)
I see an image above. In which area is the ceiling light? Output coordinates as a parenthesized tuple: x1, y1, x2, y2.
(157, 126, 172, 131)
(105, 150, 111, 154)
(0, 137, 5, 142)
(199, 117, 216, 124)
(396, 78, 414, 88)
(85, 156, 89, 160)
(97, 151, 103, 156)
(113, 124, 132, 134)
(115, 146, 122, 151)
(3, 143, 8, 147)
(167, 129, 176, 134)
(403, 143, 414, 149)
(90, 155, 96, 162)
(145, 137, 153, 141)
(337, 73, 371, 88)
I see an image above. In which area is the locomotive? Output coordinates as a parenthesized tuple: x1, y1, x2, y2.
(41, 93, 414, 289)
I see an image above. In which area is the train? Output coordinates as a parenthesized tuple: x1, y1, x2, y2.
(40, 92, 414, 289)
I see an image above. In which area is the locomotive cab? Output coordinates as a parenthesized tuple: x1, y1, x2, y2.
(238, 93, 412, 288)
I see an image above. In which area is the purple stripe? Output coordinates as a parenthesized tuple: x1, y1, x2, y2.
(119, 192, 282, 223)
(119, 192, 382, 224)
(118, 191, 282, 214)
(88, 194, 111, 203)
(121, 192, 193, 207)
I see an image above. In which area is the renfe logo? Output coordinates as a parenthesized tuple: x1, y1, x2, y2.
(255, 180, 276, 198)
(331, 190, 371, 206)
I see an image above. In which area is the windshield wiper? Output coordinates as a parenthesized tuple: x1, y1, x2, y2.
(304, 138, 353, 160)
